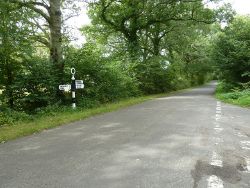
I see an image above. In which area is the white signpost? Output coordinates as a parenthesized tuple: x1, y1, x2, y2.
(75, 80, 84, 89)
(58, 68, 84, 109)
(76, 84, 84, 89)
(76, 80, 83, 84)
(59, 84, 71, 91)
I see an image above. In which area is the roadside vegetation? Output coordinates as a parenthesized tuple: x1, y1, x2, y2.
(216, 83, 250, 107)
(212, 16, 250, 107)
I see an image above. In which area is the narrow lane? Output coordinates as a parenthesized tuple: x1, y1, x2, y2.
(0, 82, 250, 188)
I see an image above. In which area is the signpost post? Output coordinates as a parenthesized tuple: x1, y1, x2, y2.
(71, 68, 76, 109)
(59, 68, 84, 109)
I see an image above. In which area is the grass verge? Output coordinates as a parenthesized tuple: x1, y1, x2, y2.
(0, 93, 173, 143)
(215, 83, 250, 108)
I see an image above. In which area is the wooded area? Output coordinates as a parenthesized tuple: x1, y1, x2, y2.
(0, 0, 249, 125)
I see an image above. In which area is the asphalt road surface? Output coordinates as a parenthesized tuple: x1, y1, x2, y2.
(1, 82, 250, 188)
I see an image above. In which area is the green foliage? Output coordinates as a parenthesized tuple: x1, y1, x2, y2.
(0, 109, 32, 127)
(212, 16, 250, 85)
(64, 43, 141, 104)
(0, 1, 36, 109)
(84, 0, 219, 94)
(1, 59, 57, 112)
(0, 112, 13, 127)
(134, 56, 172, 94)
(216, 82, 250, 107)
(215, 81, 236, 93)
(212, 16, 250, 108)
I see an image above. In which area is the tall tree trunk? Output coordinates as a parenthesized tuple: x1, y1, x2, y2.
(49, 0, 63, 82)
(48, 0, 65, 101)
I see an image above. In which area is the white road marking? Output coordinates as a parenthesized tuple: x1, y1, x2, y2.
(207, 175, 224, 188)
(211, 151, 223, 167)
(239, 157, 250, 173)
(214, 122, 220, 127)
(246, 158, 250, 172)
(215, 114, 221, 121)
(215, 125, 220, 128)
(241, 141, 250, 145)
(241, 146, 250, 150)
(215, 118, 221, 121)
(207, 102, 224, 187)
(236, 132, 247, 138)
(215, 102, 222, 122)
(216, 107, 221, 110)
(214, 127, 224, 133)
(240, 141, 250, 150)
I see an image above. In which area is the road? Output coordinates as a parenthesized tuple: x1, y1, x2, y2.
(0, 82, 250, 188)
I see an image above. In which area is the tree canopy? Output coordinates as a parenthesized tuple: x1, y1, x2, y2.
(212, 16, 250, 86)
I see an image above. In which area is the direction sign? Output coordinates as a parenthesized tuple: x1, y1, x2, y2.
(59, 84, 71, 91)
(76, 80, 83, 84)
(76, 84, 84, 89)
(58, 68, 85, 109)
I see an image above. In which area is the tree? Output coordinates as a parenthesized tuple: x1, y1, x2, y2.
(0, 1, 34, 108)
(212, 16, 250, 86)
(9, 0, 61, 63)
(87, 0, 216, 59)
(8, 0, 82, 84)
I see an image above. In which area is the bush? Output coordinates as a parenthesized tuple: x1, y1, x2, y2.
(2, 58, 57, 112)
(0, 109, 32, 126)
(34, 104, 69, 117)
(212, 16, 250, 85)
(0, 112, 13, 126)
(134, 56, 173, 94)
(216, 82, 237, 93)
(77, 98, 100, 108)
(216, 82, 250, 107)
(222, 92, 243, 100)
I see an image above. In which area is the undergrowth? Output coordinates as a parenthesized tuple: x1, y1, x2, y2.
(216, 82, 250, 107)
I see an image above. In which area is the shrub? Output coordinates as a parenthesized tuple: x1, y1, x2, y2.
(1, 58, 57, 112)
(134, 56, 173, 94)
(0, 109, 32, 126)
(0, 112, 13, 126)
(212, 16, 250, 85)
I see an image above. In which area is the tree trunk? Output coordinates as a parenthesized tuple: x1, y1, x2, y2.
(48, 0, 63, 82)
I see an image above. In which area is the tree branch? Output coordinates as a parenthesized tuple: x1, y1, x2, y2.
(9, 0, 50, 23)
